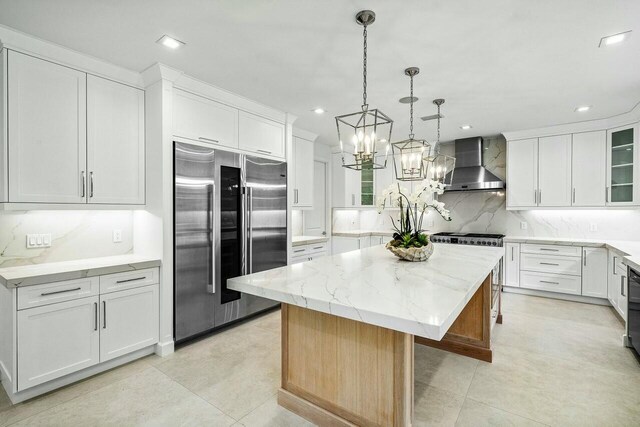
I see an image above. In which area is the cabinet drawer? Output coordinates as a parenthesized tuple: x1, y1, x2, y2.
(520, 271, 581, 295)
(100, 268, 159, 294)
(17, 277, 99, 310)
(291, 246, 309, 257)
(520, 243, 581, 257)
(520, 253, 582, 276)
(307, 242, 328, 254)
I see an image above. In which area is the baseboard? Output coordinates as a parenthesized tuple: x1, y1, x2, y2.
(503, 286, 610, 306)
(155, 340, 175, 357)
(4, 346, 155, 404)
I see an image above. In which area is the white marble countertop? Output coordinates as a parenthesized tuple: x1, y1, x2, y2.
(504, 236, 640, 272)
(291, 235, 329, 247)
(0, 255, 161, 288)
(229, 244, 503, 340)
(332, 230, 395, 238)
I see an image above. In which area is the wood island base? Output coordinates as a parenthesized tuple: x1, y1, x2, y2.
(279, 304, 414, 427)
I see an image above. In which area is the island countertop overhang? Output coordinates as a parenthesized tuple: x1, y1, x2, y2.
(229, 244, 503, 340)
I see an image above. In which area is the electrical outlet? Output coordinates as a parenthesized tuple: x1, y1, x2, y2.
(113, 229, 123, 243)
(26, 234, 51, 249)
(520, 222, 528, 230)
(589, 223, 598, 232)
(425, 219, 434, 228)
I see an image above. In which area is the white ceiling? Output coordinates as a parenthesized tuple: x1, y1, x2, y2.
(1, 0, 638, 145)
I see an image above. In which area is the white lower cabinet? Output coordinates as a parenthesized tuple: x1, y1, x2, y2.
(581, 248, 608, 298)
(17, 296, 100, 390)
(290, 242, 329, 264)
(608, 252, 628, 320)
(504, 243, 520, 287)
(10, 267, 160, 395)
(519, 270, 582, 295)
(100, 285, 159, 362)
(331, 235, 383, 255)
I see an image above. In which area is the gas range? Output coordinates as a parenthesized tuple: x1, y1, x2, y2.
(430, 232, 504, 247)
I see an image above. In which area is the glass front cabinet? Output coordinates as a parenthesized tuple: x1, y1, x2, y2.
(607, 124, 639, 206)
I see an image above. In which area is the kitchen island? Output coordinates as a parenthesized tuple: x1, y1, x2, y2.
(229, 244, 503, 426)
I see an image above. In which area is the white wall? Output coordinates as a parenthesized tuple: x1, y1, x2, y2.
(0, 210, 133, 267)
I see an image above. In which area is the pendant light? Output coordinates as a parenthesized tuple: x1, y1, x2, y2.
(336, 10, 393, 171)
(391, 67, 432, 181)
(426, 99, 456, 186)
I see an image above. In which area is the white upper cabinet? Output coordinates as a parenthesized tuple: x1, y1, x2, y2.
(538, 134, 572, 207)
(8, 51, 87, 203)
(292, 136, 314, 208)
(607, 124, 638, 206)
(507, 138, 538, 208)
(332, 152, 361, 207)
(238, 111, 285, 159)
(173, 89, 239, 149)
(571, 131, 606, 207)
(87, 76, 145, 205)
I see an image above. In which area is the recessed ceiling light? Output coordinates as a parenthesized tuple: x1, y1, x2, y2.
(157, 35, 185, 49)
(599, 30, 631, 47)
(313, 108, 325, 114)
(460, 125, 472, 130)
(575, 105, 591, 112)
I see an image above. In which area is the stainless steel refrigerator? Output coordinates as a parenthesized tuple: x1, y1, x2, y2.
(174, 141, 286, 343)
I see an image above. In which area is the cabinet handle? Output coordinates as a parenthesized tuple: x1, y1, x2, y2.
(539, 248, 559, 252)
(103, 301, 107, 329)
(295, 189, 299, 204)
(538, 189, 542, 205)
(540, 280, 559, 285)
(583, 250, 586, 266)
(256, 149, 272, 154)
(89, 172, 94, 198)
(81, 171, 86, 198)
(539, 262, 559, 266)
(94, 302, 98, 331)
(41, 287, 81, 296)
(293, 249, 305, 253)
(613, 256, 618, 275)
(534, 189, 537, 204)
(198, 137, 219, 144)
(313, 246, 324, 250)
(572, 188, 576, 204)
(352, 194, 355, 206)
(511, 246, 514, 261)
(116, 277, 145, 284)
(606, 186, 609, 203)
(621, 276, 625, 297)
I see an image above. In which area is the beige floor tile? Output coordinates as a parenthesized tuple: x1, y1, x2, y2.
(235, 393, 314, 427)
(455, 398, 548, 427)
(9, 367, 234, 427)
(414, 382, 465, 427)
(0, 356, 152, 426)
(415, 345, 479, 396)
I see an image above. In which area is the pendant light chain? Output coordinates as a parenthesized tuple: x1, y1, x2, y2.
(362, 24, 368, 110)
(409, 74, 414, 139)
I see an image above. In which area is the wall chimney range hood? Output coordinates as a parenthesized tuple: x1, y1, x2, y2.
(444, 137, 505, 192)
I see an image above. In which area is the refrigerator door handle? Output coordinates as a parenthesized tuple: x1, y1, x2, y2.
(207, 183, 216, 294)
(247, 186, 254, 274)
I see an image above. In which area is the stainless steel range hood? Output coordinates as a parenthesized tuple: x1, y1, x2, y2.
(444, 137, 505, 192)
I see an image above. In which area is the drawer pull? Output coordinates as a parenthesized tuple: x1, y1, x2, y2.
(94, 302, 98, 331)
(198, 137, 219, 143)
(41, 287, 82, 296)
(103, 301, 107, 329)
(539, 248, 559, 252)
(313, 246, 324, 250)
(115, 277, 145, 284)
(539, 262, 559, 266)
(256, 149, 272, 154)
(539, 280, 560, 285)
(293, 249, 306, 253)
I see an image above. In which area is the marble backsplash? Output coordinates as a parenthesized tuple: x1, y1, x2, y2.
(0, 210, 133, 267)
(333, 135, 640, 241)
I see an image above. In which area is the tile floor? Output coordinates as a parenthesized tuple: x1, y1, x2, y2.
(1, 292, 639, 426)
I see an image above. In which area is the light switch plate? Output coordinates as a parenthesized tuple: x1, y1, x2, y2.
(520, 222, 528, 230)
(26, 234, 51, 249)
(589, 223, 598, 232)
(113, 229, 123, 243)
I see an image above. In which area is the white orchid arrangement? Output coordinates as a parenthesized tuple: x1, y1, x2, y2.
(377, 179, 452, 249)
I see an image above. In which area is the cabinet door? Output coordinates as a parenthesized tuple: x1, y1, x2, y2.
(538, 134, 572, 207)
(374, 156, 394, 207)
(173, 89, 239, 149)
(8, 51, 87, 203)
(572, 131, 606, 207)
(331, 152, 361, 207)
(17, 296, 99, 390)
(608, 251, 620, 308)
(292, 136, 314, 207)
(238, 111, 285, 158)
(100, 284, 159, 362)
(332, 237, 360, 254)
(358, 236, 371, 249)
(87, 76, 145, 204)
(504, 243, 520, 287)
(506, 139, 538, 208)
(607, 125, 637, 206)
(582, 247, 608, 298)
(617, 262, 628, 321)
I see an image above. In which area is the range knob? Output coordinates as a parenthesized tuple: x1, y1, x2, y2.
(481, 241, 486, 245)
(491, 242, 497, 246)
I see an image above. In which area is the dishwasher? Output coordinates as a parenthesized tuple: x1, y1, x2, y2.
(629, 267, 640, 354)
